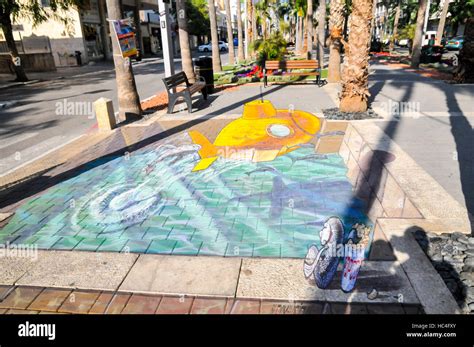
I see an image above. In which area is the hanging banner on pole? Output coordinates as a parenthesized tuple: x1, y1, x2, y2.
(111, 19, 138, 58)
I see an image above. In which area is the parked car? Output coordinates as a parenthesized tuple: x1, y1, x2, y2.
(397, 38, 409, 47)
(198, 41, 228, 52)
(445, 36, 464, 50)
(420, 45, 444, 64)
(422, 31, 437, 46)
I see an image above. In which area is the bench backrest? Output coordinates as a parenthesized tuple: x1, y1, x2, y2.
(265, 60, 319, 70)
(163, 71, 190, 90)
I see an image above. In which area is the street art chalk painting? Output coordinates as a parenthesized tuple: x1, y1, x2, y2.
(1, 101, 373, 259)
(188, 100, 321, 171)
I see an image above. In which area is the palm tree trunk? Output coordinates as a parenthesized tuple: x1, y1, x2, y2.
(252, 5, 257, 41)
(236, 0, 245, 62)
(177, 0, 195, 82)
(208, 0, 222, 72)
(290, 14, 295, 44)
(247, 0, 253, 56)
(411, 0, 428, 68)
(106, 0, 142, 121)
(370, 0, 377, 38)
(296, 15, 302, 53)
(0, 14, 28, 82)
(339, 0, 373, 113)
(327, 0, 345, 82)
(306, 0, 313, 56)
(302, 16, 308, 54)
(389, 0, 401, 52)
(224, 0, 235, 65)
(453, 17, 474, 83)
(313, 11, 318, 48)
(435, 0, 450, 45)
(317, 0, 325, 65)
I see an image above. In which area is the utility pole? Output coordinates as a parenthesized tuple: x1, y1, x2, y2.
(158, 0, 175, 77)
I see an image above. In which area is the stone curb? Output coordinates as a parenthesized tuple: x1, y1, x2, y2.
(0, 250, 420, 306)
(377, 218, 462, 314)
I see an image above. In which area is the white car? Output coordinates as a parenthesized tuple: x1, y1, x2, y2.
(397, 39, 409, 47)
(198, 41, 228, 52)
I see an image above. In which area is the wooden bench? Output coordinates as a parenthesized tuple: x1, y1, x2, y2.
(263, 59, 322, 87)
(162, 71, 207, 113)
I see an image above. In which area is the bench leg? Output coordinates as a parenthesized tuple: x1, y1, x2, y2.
(167, 95, 178, 114)
(185, 93, 193, 113)
(202, 88, 208, 100)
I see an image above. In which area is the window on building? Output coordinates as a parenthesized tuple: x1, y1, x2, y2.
(41, 0, 51, 7)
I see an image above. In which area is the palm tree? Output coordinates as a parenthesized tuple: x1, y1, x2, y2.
(252, 2, 258, 41)
(106, 0, 142, 120)
(176, 0, 195, 82)
(247, 0, 254, 56)
(327, 0, 345, 82)
(317, 0, 325, 64)
(295, 0, 305, 53)
(224, 0, 236, 65)
(453, 17, 474, 82)
(236, 0, 245, 62)
(411, 0, 428, 68)
(208, 0, 222, 72)
(435, 0, 450, 45)
(389, 0, 402, 52)
(305, 0, 314, 56)
(339, 0, 374, 113)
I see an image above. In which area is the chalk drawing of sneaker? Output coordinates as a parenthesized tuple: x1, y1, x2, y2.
(303, 217, 344, 289)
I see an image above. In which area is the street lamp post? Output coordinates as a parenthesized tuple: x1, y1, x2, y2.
(158, 0, 175, 77)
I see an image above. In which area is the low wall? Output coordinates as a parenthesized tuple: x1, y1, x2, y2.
(0, 53, 56, 73)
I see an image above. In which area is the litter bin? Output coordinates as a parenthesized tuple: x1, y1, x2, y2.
(194, 56, 214, 94)
(74, 51, 82, 66)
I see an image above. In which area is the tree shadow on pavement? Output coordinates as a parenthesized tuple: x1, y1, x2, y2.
(443, 87, 474, 235)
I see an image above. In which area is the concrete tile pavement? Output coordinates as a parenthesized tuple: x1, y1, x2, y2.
(186, 84, 337, 117)
(367, 62, 474, 220)
(0, 285, 422, 314)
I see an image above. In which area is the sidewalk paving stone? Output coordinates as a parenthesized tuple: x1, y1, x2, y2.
(0, 287, 43, 309)
(104, 293, 132, 314)
(227, 299, 261, 314)
(89, 292, 115, 314)
(120, 255, 241, 297)
(190, 298, 226, 314)
(0, 255, 39, 285)
(155, 296, 194, 314)
(16, 251, 138, 290)
(58, 290, 101, 314)
(121, 294, 162, 314)
(28, 288, 72, 312)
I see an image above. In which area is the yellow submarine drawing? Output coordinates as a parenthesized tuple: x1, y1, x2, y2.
(188, 100, 322, 171)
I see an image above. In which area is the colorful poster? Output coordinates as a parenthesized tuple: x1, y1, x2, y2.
(111, 19, 138, 58)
